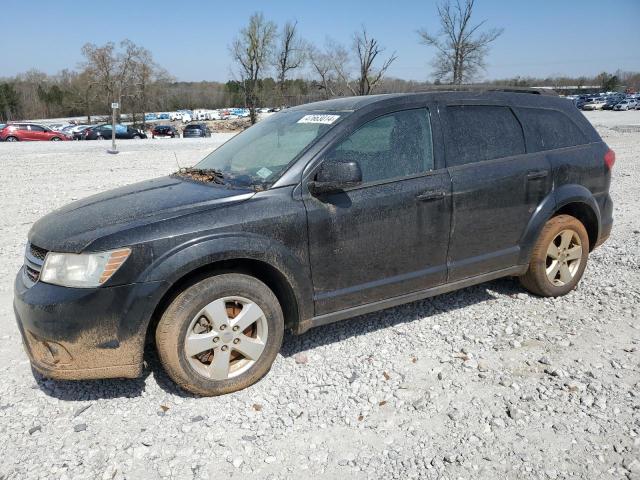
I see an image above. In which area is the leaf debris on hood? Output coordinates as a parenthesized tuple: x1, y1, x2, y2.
(172, 167, 225, 185)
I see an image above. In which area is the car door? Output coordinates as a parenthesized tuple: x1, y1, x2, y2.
(29, 125, 50, 141)
(440, 102, 552, 281)
(302, 107, 452, 315)
(21, 124, 42, 142)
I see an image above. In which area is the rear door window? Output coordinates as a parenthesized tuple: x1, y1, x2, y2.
(516, 108, 588, 151)
(445, 105, 525, 167)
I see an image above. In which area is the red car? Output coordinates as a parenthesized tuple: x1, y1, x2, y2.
(0, 123, 71, 142)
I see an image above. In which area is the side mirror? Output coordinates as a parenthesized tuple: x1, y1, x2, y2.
(308, 160, 362, 195)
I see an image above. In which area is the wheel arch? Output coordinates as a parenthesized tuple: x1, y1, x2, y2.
(519, 185, 601, 264)
(141, 237, 314, 349)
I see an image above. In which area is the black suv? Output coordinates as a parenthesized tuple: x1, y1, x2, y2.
(183, 123, 212, 138)
(14, 91, 614, 396)
(83, 124, 146, 140)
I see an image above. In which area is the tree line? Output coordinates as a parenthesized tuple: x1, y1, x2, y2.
(1, 0, 639, 124)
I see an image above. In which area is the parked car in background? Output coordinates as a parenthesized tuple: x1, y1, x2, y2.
(83, 124, 147, 140)
(602, 99, 621, 110)
(152, 125, 179, 138)
(71, 125, 93, 140)
(582, 99, 607, 110)
(0, 123, 71, 142)
(62, 124, 90, 135)
(182, 123, 211, 138)
(575, 97, 594, 109)
(613, 99, 638, 111)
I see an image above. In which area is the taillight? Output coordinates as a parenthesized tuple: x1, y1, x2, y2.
(604, 149, 616, 170)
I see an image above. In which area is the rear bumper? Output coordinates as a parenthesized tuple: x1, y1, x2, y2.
(14, 270, 167, 380)
(595, 193, 613, 249)
(595, 218, 612, 248)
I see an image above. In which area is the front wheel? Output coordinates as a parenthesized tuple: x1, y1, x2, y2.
(520, 214, 589, 297)
(51, 137, 61, 141)
(5, 136, 18, 142)
(156, 274, 284, 396)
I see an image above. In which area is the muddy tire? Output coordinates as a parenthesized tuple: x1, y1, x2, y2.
(156, 274, 284, 396)
(520, 214, 589, 297)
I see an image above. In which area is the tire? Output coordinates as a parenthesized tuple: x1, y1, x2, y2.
(51, 137, 61, 141)
(96, 135, 104, 140)
(5, 136, 18, 142)
(133, 135, 142, 139)
(156, 273, 284, 396)
(520, 214, 589, 297)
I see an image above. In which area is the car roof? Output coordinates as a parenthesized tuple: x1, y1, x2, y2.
(288, 89, 564, 113)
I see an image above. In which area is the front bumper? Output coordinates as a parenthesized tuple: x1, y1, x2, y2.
(14, 270, 167, 380)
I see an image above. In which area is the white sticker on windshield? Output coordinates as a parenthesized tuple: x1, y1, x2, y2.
(256, 167, 273, 179)
(297, 114, 340, 125)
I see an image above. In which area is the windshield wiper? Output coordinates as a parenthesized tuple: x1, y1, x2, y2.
(173, 167, 226, 185)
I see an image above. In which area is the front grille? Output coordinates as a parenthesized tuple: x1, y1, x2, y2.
(30, 244, 48, 261)
(23, 243, 48, 286)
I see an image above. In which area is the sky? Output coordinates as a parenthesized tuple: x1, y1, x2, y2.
(3, 0, 639, 83)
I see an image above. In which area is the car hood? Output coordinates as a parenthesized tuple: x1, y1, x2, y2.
(29, 176, 254, 253)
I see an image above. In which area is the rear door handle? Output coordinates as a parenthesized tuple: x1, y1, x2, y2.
(526, 170, 548, 180)
(416, 190, 446, 202)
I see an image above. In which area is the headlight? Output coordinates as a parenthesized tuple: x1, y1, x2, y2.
(40, 248, 131, 288)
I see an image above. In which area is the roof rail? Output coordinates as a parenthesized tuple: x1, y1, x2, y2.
(412, 85, 558, 96)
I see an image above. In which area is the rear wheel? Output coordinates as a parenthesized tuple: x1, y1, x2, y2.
(51, 137, 61, 141)
(520, 214, 589, 297)
(156, 274, 284, 396)
(5, 136, 18, 142)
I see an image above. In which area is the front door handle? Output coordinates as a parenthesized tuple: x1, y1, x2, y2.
(416, 190, 446, 202)
(526, 170, 549, 180)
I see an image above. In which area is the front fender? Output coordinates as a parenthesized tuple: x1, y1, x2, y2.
(140, 232, 314, 321)
(518, 184, 601, 265)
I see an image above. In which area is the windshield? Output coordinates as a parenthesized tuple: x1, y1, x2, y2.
(193, 110, 347, 189)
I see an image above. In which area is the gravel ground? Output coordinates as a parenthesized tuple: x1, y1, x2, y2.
(0, 112, 638, 480)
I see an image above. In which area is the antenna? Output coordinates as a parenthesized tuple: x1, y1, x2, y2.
(173, 152, 182, 171)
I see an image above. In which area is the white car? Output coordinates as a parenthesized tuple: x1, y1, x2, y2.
(169, 112, 183, 121)
(181, 113, 193, 123)
(613, 100, 638, 111)
(582, 99, 606, 110)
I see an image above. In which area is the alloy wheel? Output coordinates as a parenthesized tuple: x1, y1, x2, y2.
(184, 296, 268, 380)
(545, 229, 582, 286)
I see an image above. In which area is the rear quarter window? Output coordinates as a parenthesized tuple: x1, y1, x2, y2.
(515, 108, 589, 152)
(445, 105, 525, 167)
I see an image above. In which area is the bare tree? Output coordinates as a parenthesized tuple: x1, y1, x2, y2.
(336, 27, 397, 96)
(129, 46, 173, 128)
(418, 0, 503, 85)
(230, 12, 277, 124)
(308, 42, 348, 99)
(275, 20, 306, 104)
(81, 40, 144, 121)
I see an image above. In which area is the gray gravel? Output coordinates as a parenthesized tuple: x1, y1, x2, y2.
(0, 113, 639, 480)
